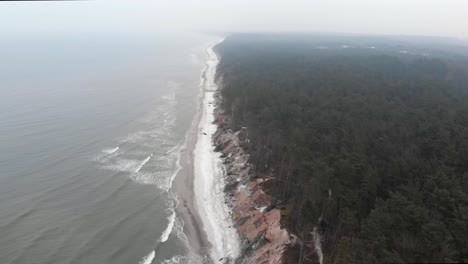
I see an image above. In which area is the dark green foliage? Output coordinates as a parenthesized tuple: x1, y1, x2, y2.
(215, 34, 468, 263)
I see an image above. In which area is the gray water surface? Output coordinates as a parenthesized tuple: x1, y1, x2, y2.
(0, 33, 215, 264)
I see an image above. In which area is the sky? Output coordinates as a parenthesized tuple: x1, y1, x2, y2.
(1, 0, 467, 39)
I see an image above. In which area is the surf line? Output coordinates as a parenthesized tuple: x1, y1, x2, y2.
(135, 154, 153, 173)
(102, 146, 119, 155)
(138, 250, 155, 264)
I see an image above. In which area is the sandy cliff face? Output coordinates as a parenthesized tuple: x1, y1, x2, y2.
(212, 104, 295, 264)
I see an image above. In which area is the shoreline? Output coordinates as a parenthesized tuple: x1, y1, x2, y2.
(192, 43, 241, 262)
(173, 40, 241, 264)
(211, 108, 294, 264)
(174, 39, 293, 264)
(211, 52, 295, 262)
(172, 48, 216, 262)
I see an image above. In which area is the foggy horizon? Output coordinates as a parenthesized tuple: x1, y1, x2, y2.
(1, 0, 467, 40)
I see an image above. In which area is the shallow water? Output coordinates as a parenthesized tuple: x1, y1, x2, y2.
(0, 33, 216, 264)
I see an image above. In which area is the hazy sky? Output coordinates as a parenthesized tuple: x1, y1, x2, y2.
(1, 0, 467, 39)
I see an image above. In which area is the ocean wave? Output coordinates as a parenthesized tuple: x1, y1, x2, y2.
(169, 145, 183, 189)
(130, 144, 181, 191)
(102, 158, 142, 173)
(104, 159, 141, 172)
(173, 216, 189, 248)
(94, 79, 181, 190)
(160, 211, 176, 243)
(165, 144, 179, 155)
(161, 255, 195, 264)
(93, 148, 120, 162)
(102, 146, 119, 154)
(134, 154, 152, 173)
(138, 250, 155, 264)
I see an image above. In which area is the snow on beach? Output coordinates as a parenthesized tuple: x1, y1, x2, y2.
(193, 43, 241, 262)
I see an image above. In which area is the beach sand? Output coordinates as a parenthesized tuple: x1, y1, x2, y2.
(172, 43, 221, 263)
(173, 41, 241, 264)
(172, 73, 212, 262)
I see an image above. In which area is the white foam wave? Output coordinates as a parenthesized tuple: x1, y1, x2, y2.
(161, 255, 194, 264)
(173, 216, 189, 248)
(135, 154, 152, 173)
(104, 159, 142, 173)
(160, 211, 176, 242)
(193, 40, 241, 262)
(170, 146, 183, 188)
(102, 147, 119, 154)
(165, 145, 179, 155)
(130, 143, 182, 191)
(138, 250, 155, 264)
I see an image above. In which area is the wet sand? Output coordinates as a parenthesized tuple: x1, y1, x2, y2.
(172, 64, 212, 263)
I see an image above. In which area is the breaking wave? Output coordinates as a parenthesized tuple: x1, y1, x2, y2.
(134, 154, 152, 173)
(102, 147, 119, 154)
(138, 250, 155, 264)
(161, 255, 195, 264)
(160, 211, 176, 243)
(94, 80, 181, 191)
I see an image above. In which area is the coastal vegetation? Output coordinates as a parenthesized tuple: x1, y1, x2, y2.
(215, 34, 468, 263)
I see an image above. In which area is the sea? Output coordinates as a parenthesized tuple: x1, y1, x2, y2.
(0, 33, 217, 264)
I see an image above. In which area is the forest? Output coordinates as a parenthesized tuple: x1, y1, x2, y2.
(215, 34, 468, 263)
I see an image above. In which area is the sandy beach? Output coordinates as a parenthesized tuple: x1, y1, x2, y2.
(172, 64, 212, 262)
(192, 44, 241, 263)
(172, 41, 239, 263)
(172, 107, 212, 262)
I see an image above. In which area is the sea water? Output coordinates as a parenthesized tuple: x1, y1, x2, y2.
(0, 33, 216, 264)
